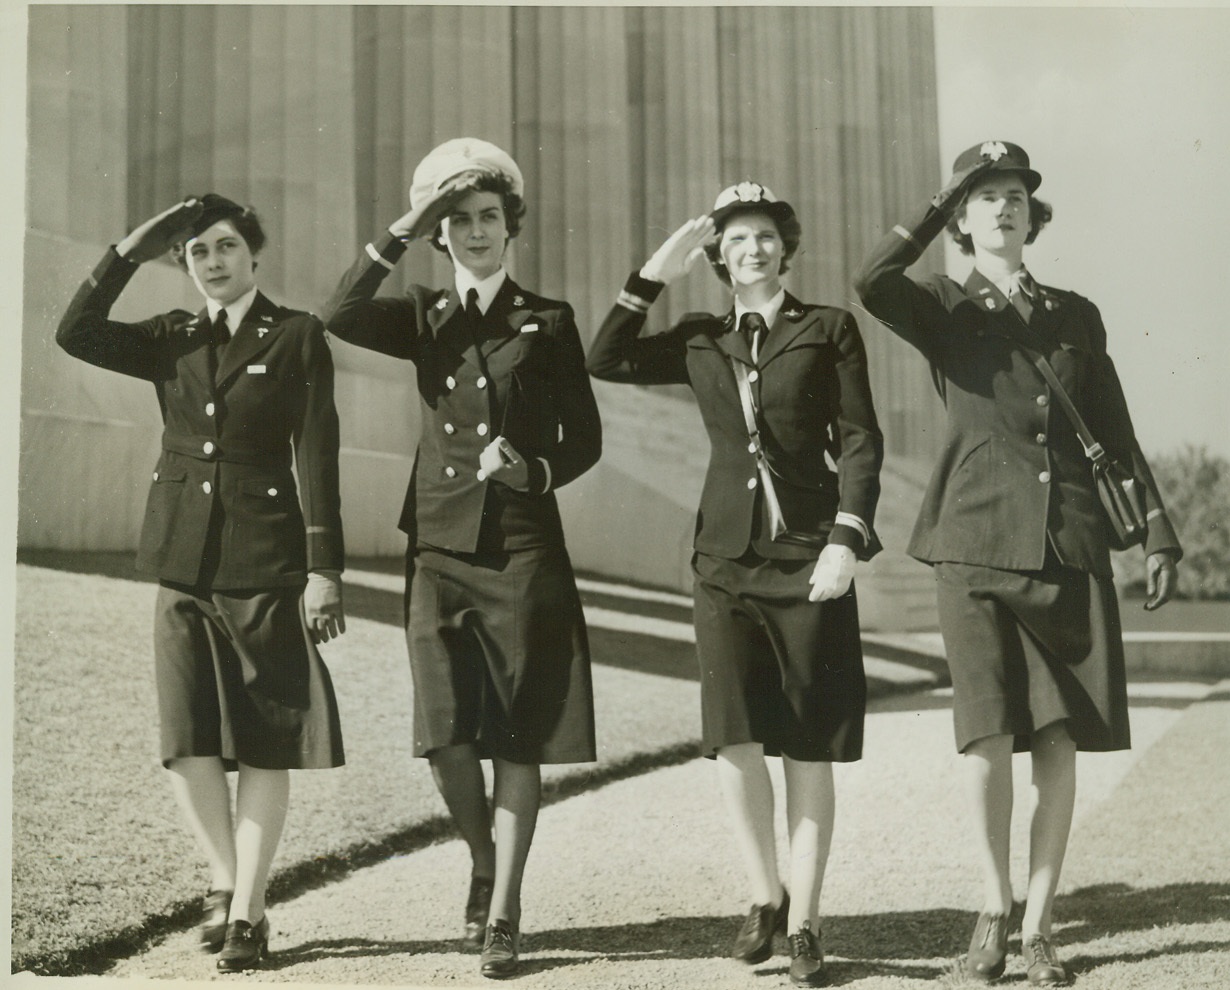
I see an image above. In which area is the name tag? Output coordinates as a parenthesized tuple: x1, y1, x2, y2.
(247, 364, 267, 374)
(520, 323, 539, 334)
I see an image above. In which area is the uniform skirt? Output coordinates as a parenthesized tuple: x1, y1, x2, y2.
(154, 582, 345, 770)
(934, 557, 1130, 754)
(692, 550, 865, 762)
(406, 544, 596, 764)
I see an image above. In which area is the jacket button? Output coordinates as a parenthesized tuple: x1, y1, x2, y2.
(477, 469, 487, 481)
(477, 423, 489, 436)
(205, 402, 215, 416)
(202, 481, 212, 494)
(1038, 471, 1051, 483)
(747, 477, 758, 490)
(152, 471, 159, 481)
(748, 370, 760, 383)
(268, 488, 278, 497)
(445, 376, 456, 390)
(203, 441, 215, 455)
(747, 442, 756, 453)
(444, 466, 457, 479)
(444, 423, 456, 435)
(476, 376, 488, 389)
(1036, 433, 1047, 444)
(1036, 394, 1049, 407)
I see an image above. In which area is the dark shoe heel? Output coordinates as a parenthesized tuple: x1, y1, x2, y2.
(216, 916, 269, 973)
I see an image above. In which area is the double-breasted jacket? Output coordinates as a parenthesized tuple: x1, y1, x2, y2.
(587, 272, 883, 562)
(853, 202, 1181, 577)
(323, 232, 602, 553)
(56, 249, 344, 589)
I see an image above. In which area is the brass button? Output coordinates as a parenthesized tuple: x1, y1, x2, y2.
(1036, 433, 1047, 445)
(205, 402, 215, 416)
(267, 488, 278, 497)
(444, 466, 457, 479)
(1036, 394, 1049, 407)
(445, 375, 456, 390)
(203, 441, 215, 455)
(1039, 471, 1051, 484)
(201, 481, 212, 494)
(477, 423, 489, 436)
(747, 477, 757, 490)
(476, 376, 488, 389)
(444, 423, 456, 435)
(748, 370, 760, 383)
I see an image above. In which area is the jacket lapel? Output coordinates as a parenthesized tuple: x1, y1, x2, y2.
(964, 269, 1051, 354)
(178, 309, 217, 392)
(755, 293, 811, 368)
(483, 278, 531, 361)
(215, 292, 283, 385)
(710, 308, 754, 367)
(427, 287, 485, 371)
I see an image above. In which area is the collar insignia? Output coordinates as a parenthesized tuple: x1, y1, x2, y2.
(985, 298, 996, 309)
(512, 294, 525, 307)
(783, 307, 804, 319)
(257, 327, 268, 338)
(436, 296, 448, 310)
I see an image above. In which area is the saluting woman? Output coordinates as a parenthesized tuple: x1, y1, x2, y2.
(854, 141, 1181, 986)
(323, 139, 601, 980)
(56, 195, 347, 972)
(587, 183, 883, 987)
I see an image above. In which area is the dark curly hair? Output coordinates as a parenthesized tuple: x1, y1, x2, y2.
(946, 193, 1052, 256)
(430, 169, 527, 254)
(703, 207, 802, 285)
(170, 203, 266, 271)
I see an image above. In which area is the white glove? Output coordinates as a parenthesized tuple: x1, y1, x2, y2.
(304, 570, 346, 643)
(807, 544, 856, 602)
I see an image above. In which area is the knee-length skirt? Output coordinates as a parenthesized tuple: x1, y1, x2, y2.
(692, 550, 866, 762)
(406, 543, 596, 764)
(934, 558, 1130, 754)
(154, 581, 345, 770)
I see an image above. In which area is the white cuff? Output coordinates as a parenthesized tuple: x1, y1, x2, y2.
(834, 511, 869, 545)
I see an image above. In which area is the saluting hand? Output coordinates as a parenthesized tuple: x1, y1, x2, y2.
(304, 570, 346, 643)
(1143, 551, 1179, 611)
(480, 435, 531, 491)
(640, 215, 716, 285)
(116, 199, 205, 264)
(389, 168, 496, 242)
(930, 158, 997, 215)
(807, 544, 856, 602)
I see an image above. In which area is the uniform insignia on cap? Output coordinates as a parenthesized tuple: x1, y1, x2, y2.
(735, 181, 766, 203)
(512, 295, 525, 307)
(980, 141, 1008, 161)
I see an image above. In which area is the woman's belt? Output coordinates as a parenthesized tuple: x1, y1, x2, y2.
(161, 433, 291, 468)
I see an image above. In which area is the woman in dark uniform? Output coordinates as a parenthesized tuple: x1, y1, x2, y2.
(323, 138, 601, 980)
(587, 183, 883, 987)
(56, 195, 347, 972)
(854, 141, 1181, 986)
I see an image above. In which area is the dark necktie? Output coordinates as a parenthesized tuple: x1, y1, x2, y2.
(209, 309, 229, 380)
(465, 288, 481, 324)
(740, 311, 767, 362)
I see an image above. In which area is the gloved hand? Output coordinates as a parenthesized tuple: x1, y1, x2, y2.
(807, 544, 856, 602)
(640, 215, 716, 284)
(479, 435, 531, 491)
(116, 199, 205, 263)
(304, 570, 346, 643)
(1143, 551, 1179, 611)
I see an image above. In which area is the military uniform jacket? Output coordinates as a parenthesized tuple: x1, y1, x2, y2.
(56, 248, 344, 589)
(853, 201, 1181, 577)
(323, 232, 602, 554)
(586, 272, 883, 562)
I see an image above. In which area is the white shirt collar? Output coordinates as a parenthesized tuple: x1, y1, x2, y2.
(734, 288, 786, 329)
(454, 267, 508, 315)
(206, 286, 258, 331)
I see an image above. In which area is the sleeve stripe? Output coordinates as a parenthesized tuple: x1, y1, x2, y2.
(892, 225, 923, 252)
(1146, 508, 1165, 522)
(834, 511, 870, 545)
(365, 243, 396, 270)
(616, 289, 651, 313)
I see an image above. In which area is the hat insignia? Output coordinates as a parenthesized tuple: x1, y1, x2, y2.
(980, 141, 1008, 162)
(735, 181, 765, 203)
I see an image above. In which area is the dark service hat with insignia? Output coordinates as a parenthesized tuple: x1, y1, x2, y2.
(950, 140, 1042, 193)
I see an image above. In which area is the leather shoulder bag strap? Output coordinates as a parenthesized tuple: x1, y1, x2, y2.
(730, 359, 787, 538)
(1020, 345, 1111, 466)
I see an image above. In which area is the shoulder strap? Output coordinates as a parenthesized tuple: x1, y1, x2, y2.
(1021, 345, 1111, 467)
